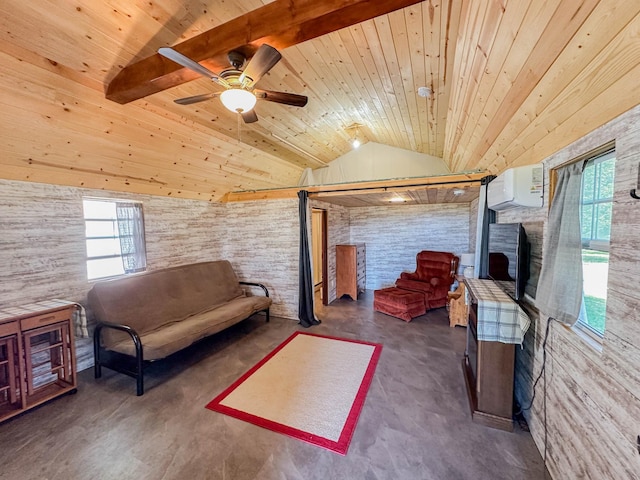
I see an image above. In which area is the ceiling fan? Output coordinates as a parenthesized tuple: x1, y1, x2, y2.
(158, 44, 308, 124)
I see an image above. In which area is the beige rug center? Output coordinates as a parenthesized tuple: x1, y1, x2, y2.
(220, 334, 377, 441)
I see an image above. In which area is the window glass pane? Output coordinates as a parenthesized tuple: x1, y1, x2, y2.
(83, 197, 146, 280)
(87, 257, 124, 280)
(598, 159, 615, 199)
(578, 149, 615, 337)
(86, 238, 122, 258)
(85, 220, 118, 237)
(83, 199, 117, 219)
(595, 203, 612, 241)
(580, 204, 593, 242)
(581, 249, 609, 335)
(582, 164, 595, 202)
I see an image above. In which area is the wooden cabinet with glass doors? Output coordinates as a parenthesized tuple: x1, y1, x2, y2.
(0, 302, 77, 423)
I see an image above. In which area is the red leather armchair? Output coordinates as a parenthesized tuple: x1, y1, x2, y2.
(395, 251, 459, 309)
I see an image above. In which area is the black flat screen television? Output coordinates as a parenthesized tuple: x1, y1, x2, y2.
(487, 223, 530, 301)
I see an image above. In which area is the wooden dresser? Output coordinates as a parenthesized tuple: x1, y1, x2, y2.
(336, 243, 366, 300)
(0, 301, 78, 423)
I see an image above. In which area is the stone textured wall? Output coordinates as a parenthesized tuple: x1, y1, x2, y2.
(0, 182, 473, 371)
(0, 180, 223, 370)
(499, 104, 640, 479)
(469, 197, 479, 254)
(222, 199, 300, 319)
(348, 203, 470, 289)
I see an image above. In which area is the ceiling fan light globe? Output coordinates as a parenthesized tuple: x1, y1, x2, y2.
(220, 89, 257, 113)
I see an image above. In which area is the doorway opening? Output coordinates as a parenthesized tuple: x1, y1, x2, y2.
(311, 208, 328, 309)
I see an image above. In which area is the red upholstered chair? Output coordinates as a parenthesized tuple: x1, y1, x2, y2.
(395, 251, 459, 309)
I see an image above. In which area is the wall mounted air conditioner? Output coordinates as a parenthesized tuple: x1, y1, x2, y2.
(487, 164, 544, 210)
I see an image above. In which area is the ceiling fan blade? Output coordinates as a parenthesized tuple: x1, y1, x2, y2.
(174, 92, 220, 105)
(158, 47, 220, 82)
(255, 89, 308, 107)
(241, 110, 259, 124)
(239, 44, 282, 88)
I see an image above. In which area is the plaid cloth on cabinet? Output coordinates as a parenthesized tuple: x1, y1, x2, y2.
(465, 278, 530, 345)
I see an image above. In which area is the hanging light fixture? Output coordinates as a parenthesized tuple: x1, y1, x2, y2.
(220, 89, 257, 113)
(352, 124, 361, 149)
(346, 123, 364, 149)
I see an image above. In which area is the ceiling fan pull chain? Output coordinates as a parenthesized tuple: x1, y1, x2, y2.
(237, 113, 241, 145)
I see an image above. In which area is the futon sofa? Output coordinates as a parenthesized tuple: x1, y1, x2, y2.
(89, 261, 271, 395)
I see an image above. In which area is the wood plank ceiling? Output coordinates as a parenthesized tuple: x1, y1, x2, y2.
(0, 1, 639, 202)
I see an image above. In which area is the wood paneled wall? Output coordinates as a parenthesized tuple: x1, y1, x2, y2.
(348, 203, 470, 289)
(498, 104, 640, 479)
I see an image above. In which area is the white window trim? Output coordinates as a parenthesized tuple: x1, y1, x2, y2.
(571, 322, 604, 354)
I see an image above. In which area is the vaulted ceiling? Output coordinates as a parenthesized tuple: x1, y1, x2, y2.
(1, 1, 639, 202)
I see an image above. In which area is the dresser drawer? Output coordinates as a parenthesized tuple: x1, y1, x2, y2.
(0, 320, 20, 338)
(20, 308, 72, 331)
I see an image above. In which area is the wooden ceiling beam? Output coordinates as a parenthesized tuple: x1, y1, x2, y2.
(106, 0, 423, 104)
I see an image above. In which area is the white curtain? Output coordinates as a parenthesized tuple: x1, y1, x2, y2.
(116, 202, 147, 274)
(536, 163, 584, 325)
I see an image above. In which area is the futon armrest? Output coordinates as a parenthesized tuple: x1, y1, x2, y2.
(239, 281, 270, 297)
(94, 321, 143, 351)
(93, 321, 145, 396)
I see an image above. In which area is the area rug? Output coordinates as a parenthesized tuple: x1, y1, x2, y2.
(206, 331, 382, 455)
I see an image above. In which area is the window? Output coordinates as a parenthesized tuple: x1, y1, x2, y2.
(578, 149, 615, 337)
(83, 198, 147, 280)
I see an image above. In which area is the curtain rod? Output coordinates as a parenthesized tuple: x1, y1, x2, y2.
(308, 177, 485, 195)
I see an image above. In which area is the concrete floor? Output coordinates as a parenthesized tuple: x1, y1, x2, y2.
(0, 291, 546, 480)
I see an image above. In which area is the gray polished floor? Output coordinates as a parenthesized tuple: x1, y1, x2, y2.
(0, 291, 545, 480)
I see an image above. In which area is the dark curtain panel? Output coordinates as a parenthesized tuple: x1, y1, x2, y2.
(298, 191, 321, 328)
(478, 175, 497, 279)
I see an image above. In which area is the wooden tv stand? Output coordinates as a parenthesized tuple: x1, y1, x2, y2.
(462, 279, 528, 432)
(0, 301, 78, 423)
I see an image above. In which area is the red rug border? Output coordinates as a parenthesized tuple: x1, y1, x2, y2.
(205, 331, 383, 455)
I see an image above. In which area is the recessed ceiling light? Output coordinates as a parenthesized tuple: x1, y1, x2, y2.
(389, 196, 406, 203)
(453, 189, 465, 196)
